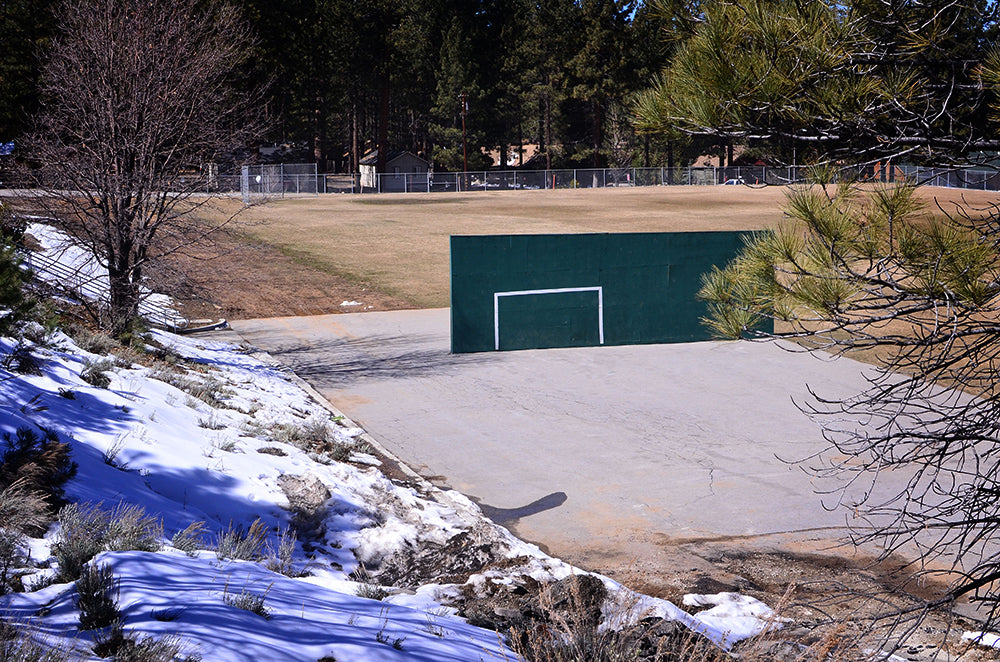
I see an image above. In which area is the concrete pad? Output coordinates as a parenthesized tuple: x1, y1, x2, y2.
(231, 309, 888, 587)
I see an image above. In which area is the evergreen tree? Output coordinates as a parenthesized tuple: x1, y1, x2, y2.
(633, 0, 1000, 166)
(693, 52, 1000, 638)
(0, 0, 53, 141)
(519, 0, 581, 168)
(0, 227, 34, 338)
(430, 15, 489, 170)
(567, 0, 636, 166)
(235, 0, 662, 172)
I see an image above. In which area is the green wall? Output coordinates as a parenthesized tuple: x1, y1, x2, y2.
(451, 231, 766, 353)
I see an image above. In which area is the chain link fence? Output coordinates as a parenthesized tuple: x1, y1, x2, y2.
(240, 163, 1000, 201)
(241, 163, 319, 201)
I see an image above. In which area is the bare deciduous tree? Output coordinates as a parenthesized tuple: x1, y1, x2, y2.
(700, 173, 1000, 637)
(24, 0, 265, 336)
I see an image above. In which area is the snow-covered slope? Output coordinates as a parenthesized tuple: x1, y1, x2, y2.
(1, 328, 533, 660)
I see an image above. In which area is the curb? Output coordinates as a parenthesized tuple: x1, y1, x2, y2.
(220, 331, 488, 530)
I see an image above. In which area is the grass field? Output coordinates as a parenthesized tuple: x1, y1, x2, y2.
(228, 185, 999, 310)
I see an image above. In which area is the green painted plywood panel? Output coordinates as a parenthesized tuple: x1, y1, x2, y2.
(496, 289, 602, 351)
(450, 232, 767, 353)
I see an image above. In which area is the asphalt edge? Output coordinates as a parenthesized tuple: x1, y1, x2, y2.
(214, 328, 488, 530)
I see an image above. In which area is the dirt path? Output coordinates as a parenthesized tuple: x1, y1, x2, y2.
(148, 225, 414, 321)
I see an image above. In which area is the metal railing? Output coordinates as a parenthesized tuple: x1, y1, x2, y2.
(240, 163, 1000, 200)
(19, 246, 186, 329)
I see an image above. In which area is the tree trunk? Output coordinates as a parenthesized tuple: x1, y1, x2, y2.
(377, 78, 389, 174)
(107, 250, 141, 338)
(591, 99, 602, 168)
(667, 141, 674, 184)
(313, 93, 324, 167)
(544, 93, 552, 171)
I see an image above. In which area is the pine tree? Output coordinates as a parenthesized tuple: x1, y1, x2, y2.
(633, 0, 1000, 165)
(429, 14, 489, 171)
(567, 0, 636, 166)
(0, 204, 35, 339)
(0, 0, 54, 141)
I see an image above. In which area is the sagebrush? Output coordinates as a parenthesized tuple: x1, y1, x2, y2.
(215, 518, 267, 561)
(53, 502, 162, 581)
(0, 427, 77, 526)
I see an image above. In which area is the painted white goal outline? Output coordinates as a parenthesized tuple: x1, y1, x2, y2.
(493, 286, 605, 351)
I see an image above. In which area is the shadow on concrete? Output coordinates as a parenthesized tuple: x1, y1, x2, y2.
(261, 333, 496, 388)
(473, 491, 569, 526)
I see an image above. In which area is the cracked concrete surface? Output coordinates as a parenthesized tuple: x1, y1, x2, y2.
(231, 308, 906, 592)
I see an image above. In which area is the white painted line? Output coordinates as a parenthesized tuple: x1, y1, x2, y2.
(493, 286, 604, 350)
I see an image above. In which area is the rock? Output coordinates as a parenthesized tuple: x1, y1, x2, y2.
(373, 521, 509, 588)
(494, 607, 524, 619)
(690, 575, 755, 595)
(277, 472, 331, 532)
(540, 574, 608, 630)
(640, 617, 682, 639)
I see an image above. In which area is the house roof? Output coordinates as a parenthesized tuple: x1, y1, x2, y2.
(358, 149, 429, 167)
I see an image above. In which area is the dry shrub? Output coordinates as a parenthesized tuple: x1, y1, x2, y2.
(0, 618, 74, 662)
(215, 518, 267, 561)
(509, 575, 687, 662)
(271, 419, 350, 461)
(265, 527, 304, 577)
(0, 427, 76, 529)
(2, 344, 41, 375)
(0, 481, 49, 535)
(352, 564, 389, 601)
(223, 578, 271, 620)
(507, 577, 885, 662)
(53, 502, 162, 581)
(79, 359, 112, 389)
(94, 629, 201, 662)
(0, 481, 50, 594)
(65, 325, 117, 356)
(151, 367, 232, 409)
(171, 521, 209, 557)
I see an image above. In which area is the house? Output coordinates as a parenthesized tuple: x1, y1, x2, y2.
(359, 150, 431, 192)
(486, 143, 540, 167)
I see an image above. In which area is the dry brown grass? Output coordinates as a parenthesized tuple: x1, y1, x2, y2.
(215, 185, 998, 310)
